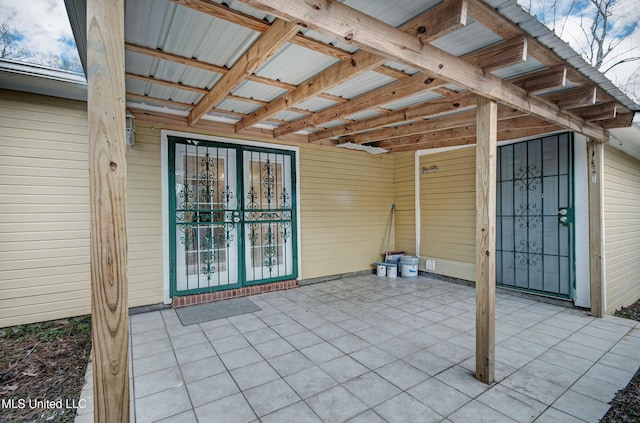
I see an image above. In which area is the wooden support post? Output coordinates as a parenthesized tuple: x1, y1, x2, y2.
(87, 0, 130, 421)
(587, 140, 605, 318)
(475, 96, 497, 384)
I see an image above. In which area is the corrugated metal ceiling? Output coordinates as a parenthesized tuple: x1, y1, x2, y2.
(119, 0, 637, 139)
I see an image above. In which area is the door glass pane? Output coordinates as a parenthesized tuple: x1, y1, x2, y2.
(174, 143, 238, 293)
(243, 150, 294, 282)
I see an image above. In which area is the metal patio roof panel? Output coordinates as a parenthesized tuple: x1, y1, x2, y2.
(271, 110, 309, 122)
(325, 71, 397, 99)
(294, 96, 340, 113)
(232, 80, 288, 102)
(382, 91, 444, 110)
(344, 110, 382, 121)
(491, 58, 546, 80)
(124, 0, 175, 48)
(161, 5, 261, 69)
(342, 0, 438, 27)
(254, 43, 341, 86)
(430, 20, 504, 57)
(124, 51, 156, 77)
(153, 60, 222, 90)
(298, 28, 359, 54)
(216, 98, 262, 114)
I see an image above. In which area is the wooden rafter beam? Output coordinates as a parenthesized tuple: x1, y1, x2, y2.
(125, 42, 227, 74)
(462, 35, 527, 72)
(378, 114, 553, 149)
(311, 63, 568, 143)
(466, 0, 616, 104)
(508, 65, 567, 92)
(172, 0, 352, 60)
(236, 0, 468, 132)
(573, 102, 617, 121)
(309, 91, 477, 142)
(342, 105, 527, 145)
(188, 18, 302, 126)
(385, 121, 562, 153)
(126, 72, 209, 95)
(126, 92, 194, 109)
(275, 73, 448, 136)
(236, 50, 386, 131)
(403, 0, 468, 43)
(598, 112, 634, 129)
(541, 87, 597, 109)
(237, 0, 607, 141)
(280, 33, 533, 138)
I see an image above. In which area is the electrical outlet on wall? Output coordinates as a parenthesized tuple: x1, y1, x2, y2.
(425, 260, 435, 271)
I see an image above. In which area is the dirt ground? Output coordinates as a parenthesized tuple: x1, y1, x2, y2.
(0, 299, 638, 422)
(0, 316, 91, 423)
(601, 299, 640, 422)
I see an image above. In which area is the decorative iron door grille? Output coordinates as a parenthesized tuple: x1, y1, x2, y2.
(169, 138, 297, 296)
(496, 133, 574, 299)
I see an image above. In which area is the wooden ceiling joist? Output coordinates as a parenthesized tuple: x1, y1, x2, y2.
(599, 113, 634, 129)
(462, 35, 527, 72)
(188, 18, 302, 126)
(236, 50, 386, 131)
(309, 90, 478, 142)
(275, 73, 449, 136)
(381, 117, 563, 152)
(341, 105, 529, 145)
(508, 65, 567, 92)
(573, 102, 617, 121)
(236, 0, 469, 132)
(282, 34, 539, 138)
(237, 0, 607, 142)
(126, 72, 209, 95)
(172, 0, 352, 60)
(542, 87, 597, 109)
(404, 0, 468, 43)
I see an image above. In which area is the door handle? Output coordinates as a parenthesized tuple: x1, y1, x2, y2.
(557, 208, 568, 216)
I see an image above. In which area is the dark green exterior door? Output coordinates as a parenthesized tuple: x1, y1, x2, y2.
(169, 137, 297, 297)
(496, 133, 574, 298)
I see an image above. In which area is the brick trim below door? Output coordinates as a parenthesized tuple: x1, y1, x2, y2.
(172, 279, 299, 308)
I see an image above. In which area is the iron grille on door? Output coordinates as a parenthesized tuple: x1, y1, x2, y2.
(496, 133, 574, 298)
(169, 137, 297, 297)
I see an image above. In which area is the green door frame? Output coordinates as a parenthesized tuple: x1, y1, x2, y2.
(168, 136, 298, 298)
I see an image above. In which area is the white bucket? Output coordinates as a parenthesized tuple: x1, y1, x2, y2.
(376, 264, 386, 277)
(400, 256, 419, 279)
(386, 264, 397, 278)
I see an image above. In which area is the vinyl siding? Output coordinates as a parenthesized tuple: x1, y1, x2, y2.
(299, 145, 395, 278)
(393, 152, 416, 254)
(126, 122, 164, 307)
(603, 145, 640, 314)
(0, 90, 91, 327)
(419, 147, 476, 280)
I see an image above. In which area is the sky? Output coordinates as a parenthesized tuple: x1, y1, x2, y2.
(517, 0, 640, 102)
(0, 0, 81, 72)
(0, 0, 638, 103)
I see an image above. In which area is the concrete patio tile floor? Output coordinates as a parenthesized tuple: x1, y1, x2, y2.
(75, 275, 640, 423)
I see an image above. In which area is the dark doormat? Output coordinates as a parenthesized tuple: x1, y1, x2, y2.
(175, 297, 262, 326)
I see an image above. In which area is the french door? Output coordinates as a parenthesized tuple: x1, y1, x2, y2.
(496, 133, 574, 299)
(169, 137, 297, 297)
